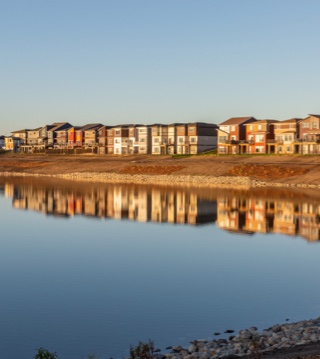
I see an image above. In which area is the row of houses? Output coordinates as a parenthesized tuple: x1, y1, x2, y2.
(1, 122, 218, 155)
(218, 114, 320, 155)
(2, 113, 320, 155)
(3, 180, 320, 241)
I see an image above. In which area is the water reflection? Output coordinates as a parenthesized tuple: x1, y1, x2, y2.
(1, 177, 320, 242)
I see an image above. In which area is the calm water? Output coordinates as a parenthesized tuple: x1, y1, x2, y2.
(1, 177, 320, 359)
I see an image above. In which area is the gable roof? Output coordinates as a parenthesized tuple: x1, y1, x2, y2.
(219, 117, 256, 126)
(278, 118, 302, 124)
(49, 122, 72, 131)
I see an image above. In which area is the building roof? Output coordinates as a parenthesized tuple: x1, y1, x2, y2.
(77, 123, 103, 131)
(244, 119, 278, 124)
(308, 114, 320, 119)
(49, 122, 72, 131)
(219, 117, 256, 126)
(278, 118, 301, 124)
(11, 129, 31, 134)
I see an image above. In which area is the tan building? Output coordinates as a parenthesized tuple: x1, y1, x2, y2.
(273, 118, 300, 154)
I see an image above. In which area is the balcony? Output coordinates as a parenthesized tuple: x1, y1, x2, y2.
(267, 139, 284, 145)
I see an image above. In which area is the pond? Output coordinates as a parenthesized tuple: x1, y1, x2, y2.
(0, 177, 320, 359)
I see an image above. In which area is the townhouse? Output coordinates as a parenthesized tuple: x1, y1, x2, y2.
(11, 129, 29, 146)
(244, 119, 278, 154)
(113, 125, 130, 154)
(151, 124, 169, 155)
(5, 136, 23, 152)
(273, 118, 301, 154)
(47, 122, 72, 148)
(187, 122, 218, 154)
(98, 125, 111, 154)
(296, 114, 320, 154)
(218, 117, 257, 154)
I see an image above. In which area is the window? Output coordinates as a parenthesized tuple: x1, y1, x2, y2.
(115, 130, 120, 135)
(154, 147, 160, 153)
(140, 138, 145, 142)
(190, 137, 196, 143)
(313, 122, 318, 129)
(258, 125, 262, 130)
(189, 127, 194, 132)
(231, 126, 235, 131)
(179, 138, 183, 143)
(302, 123, 310, 128)
(250, 125, 253, 130)
(154, 138, 159, 143)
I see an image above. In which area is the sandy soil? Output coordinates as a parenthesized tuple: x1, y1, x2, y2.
(1, 153, 320, 187)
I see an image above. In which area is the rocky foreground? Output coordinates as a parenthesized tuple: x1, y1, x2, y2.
(150, 318, 320, 359)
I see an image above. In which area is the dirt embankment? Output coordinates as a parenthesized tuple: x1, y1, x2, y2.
(0, 153, 316, 178)
(1, 153, 320, 188)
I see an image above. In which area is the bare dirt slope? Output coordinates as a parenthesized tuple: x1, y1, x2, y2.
(1, 153, 320, 186)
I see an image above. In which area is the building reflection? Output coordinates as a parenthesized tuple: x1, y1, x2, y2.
(2, 178, 320, 242)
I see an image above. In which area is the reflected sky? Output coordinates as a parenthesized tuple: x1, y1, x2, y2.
(0, 177, 320, 359)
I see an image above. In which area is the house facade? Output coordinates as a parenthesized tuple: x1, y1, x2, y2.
(187, 122, 218, 154)
(244, 120, 278, 154)
(47, 122, 72, 147)
(151, 124, 168, 155)
(273, 118, 300, 154)
(218, 117, 257, 154)
(297, 115, 320, 154)
(113, 125, 130, 154)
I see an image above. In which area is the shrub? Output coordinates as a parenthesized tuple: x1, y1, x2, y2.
(129, 340, 155, 359)
(34, 347, 58, 359)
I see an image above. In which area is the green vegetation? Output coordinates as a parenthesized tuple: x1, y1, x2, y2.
(129, 340, 156, 359)
(34, 348, 58, 359)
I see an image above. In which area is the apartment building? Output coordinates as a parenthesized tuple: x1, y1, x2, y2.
(244, 120, 278, 154)
(187, 122, 218, 154)
(113, 125, 130, 154)
(47, 122, 72, 147)
(273, 118, 300, 154)
(297, 114, 320, 154)
(218, 117, 256, 154)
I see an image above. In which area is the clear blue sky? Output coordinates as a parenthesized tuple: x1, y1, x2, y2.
(1, 0, 320, 135)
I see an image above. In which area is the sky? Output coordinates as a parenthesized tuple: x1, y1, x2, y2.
(1, 0, 320, 135)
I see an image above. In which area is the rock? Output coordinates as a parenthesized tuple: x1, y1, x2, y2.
(224, 329, 235, 334)
(213, 332, 220, 336)
(188, 344, 197, 354)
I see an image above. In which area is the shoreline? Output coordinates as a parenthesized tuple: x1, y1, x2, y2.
(159, 317, 320, 359)
(1, 170, 320, 191)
